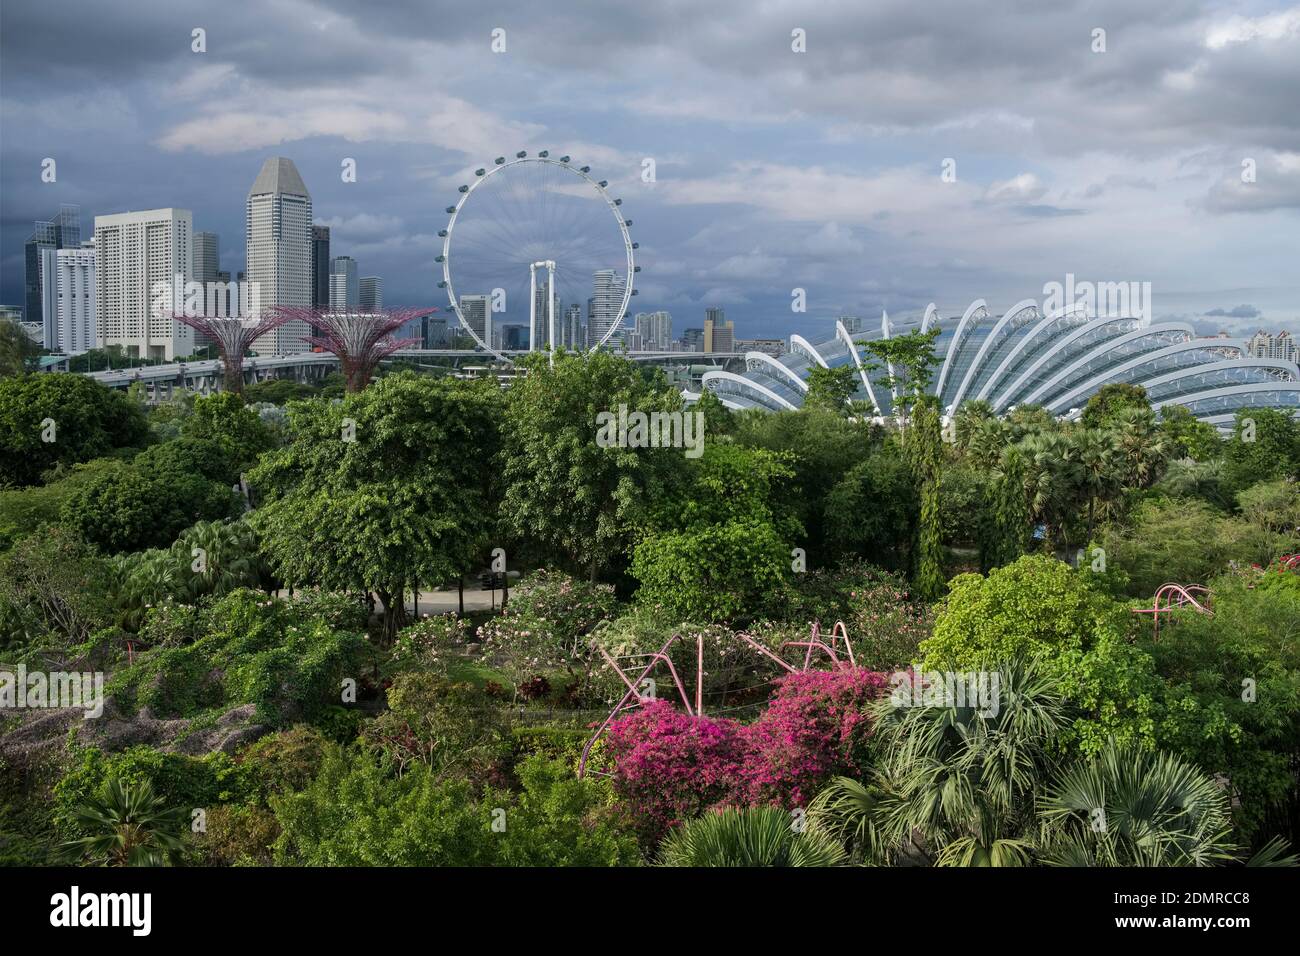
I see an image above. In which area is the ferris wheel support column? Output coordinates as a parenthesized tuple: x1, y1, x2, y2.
(528, 262, 538, 354)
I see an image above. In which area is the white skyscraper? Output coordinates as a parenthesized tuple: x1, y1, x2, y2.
(94, 207, 194, 360)
(329, 256, 359, 310)
(56, 245, 96, 355)
(587, 269, 625, 348)
(246, 157, 312, 354)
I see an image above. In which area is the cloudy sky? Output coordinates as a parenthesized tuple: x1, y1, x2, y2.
(2, 0, 1299, 342)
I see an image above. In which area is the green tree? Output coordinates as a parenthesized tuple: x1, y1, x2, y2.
(0, 319, 43, 378)
(803, 365, 859, 413)
(499, 351, 686, 581)
(248, 372, 500, 637)
(1159, 404, 1223, 461)
(0, 374, 148, 487)
(1224, 407, 1299, 492)
(911, 396, 945, 600)
(632, 444, 802, 621)
(181, 392, 274, 472)
(860, 327, 941, 432)
(1080, 382, 1150, 430)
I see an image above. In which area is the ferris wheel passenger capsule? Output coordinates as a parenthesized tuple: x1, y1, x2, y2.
(560, 156, 571, 163)
(495, 157, 505, 165)
(445, 206, 456, 214)
(516, 150, 527, 158)
(539, 150, 549, 157)
(580, 166, 590, 173)
(475, 169, 485, 176)
(458, 185, 469, 193)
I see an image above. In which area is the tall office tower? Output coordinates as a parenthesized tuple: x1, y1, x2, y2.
(424, 314, 448, 348)
(564, 303, 583, 349)
(39, 247, 59, 348)
(189, 232, 221, 345)
(359, 276, 383, 311)
(246, 157, 312, 354)
(459, 294, 490, 345)
(24, 222, 56, 336)
(193, 232, 220, 284)
(94, 208, 194, 360)
(587, 269, 625, 349)
(25, 206, 82, 348)
(682, 327, 705, 351)
(55, 246, 96, 355)
(329, 256, 359, 309)
(312, 225, 331, 308)
(703, 309, 734, 352)
(54, 205, 82, 248)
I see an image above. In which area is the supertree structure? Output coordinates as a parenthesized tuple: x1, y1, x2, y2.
(269, 307, 427, 392)
(173, 312, 299, 394)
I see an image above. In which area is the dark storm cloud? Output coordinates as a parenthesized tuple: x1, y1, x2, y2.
(1205, 304, 1261, 317)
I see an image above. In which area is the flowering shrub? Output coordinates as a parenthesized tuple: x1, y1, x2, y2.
(388, 613, 473, 676)
(477, 570, 619, 690)
(603, 699, 745, 842)
(739, 667, 889, 806)
(605, 666, 890, 842)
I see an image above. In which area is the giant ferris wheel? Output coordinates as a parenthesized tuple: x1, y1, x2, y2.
(437, 151, 638, 361)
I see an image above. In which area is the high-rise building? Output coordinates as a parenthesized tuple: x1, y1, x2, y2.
(564, 303, 583, 350)
(246, 157, 312, 353)
(359, 276, 383, 311)
(587, 270, 625, 349)
(311, 225, 331, 308)
(193, 232, 220, 284)
(682, 327, 705, 351)
(532, 279, 556, 349)
(1247, 328, 1299, 364)
(55, 245, 96, 355)
(329, 256, 359, 310)
(94, 208, 194, 360)
(634, 311, 672, 351)
(459, 294, 490, 345)
(25, 205, 82, 348)
(189, 232, 221, 347)
(24, 224, 55, 337)
(703, 308, 734, 352)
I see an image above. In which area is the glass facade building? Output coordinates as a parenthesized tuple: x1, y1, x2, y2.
(698, 301, 1300, 428)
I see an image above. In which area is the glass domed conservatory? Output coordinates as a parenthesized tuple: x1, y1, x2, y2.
(695, 300, 1300, 428)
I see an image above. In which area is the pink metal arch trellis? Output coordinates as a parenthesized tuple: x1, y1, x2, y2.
(577, 621, 857, 778)
(1131, 583, 1213, 640)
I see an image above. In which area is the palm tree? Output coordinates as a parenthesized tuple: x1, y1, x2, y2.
(1039, 740, 1280, 867)
(657, 806, 847, 867)
(811, 658, 1067, 865)
(61, 777, 186, 867)
(1110, 406, 1172, 490)
(1071, 428, 1121, 541)
(1020, 431, 1080, 546)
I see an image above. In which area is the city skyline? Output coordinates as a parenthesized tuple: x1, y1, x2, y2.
(3, 1, 1299, 344)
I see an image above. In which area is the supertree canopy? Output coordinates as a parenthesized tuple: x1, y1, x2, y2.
(173, 312, 299, 394)
(269, 307, 427, 392)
